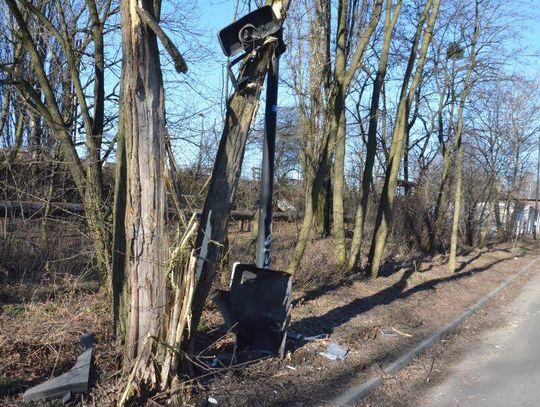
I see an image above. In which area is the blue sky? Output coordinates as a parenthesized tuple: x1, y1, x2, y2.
(161, 0, 286, 172)
(158, 0, 540, 175)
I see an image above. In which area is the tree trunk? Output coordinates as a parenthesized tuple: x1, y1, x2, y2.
(2, 106, 24, 167)
(429, 59, 457, 252)
(0, 87, 11, 141)
(368, 0, 439, 278)
(447, 0, 479, 272)
(186, 44, 273, 337)
(287, 144, 333, 274)
(534, 133, 540, 240)
(293, 0, 331, 239)
(112, 105, 128, 339)
(313, 174, 332, 237)
(332, 0, 384, 268)
(348, 0, 402, 271)
(494, 185, 502, 234)
(479, 197, 495, 247)
(332, 97, 347, 265)
(119, 0, 168, 385)
(330, 0, 349, 268)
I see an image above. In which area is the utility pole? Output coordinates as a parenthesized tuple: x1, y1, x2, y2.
(534, 132, 539, 239)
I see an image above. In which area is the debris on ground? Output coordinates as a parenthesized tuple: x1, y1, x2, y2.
(23, 334, 93, 403)
(380, 329, 399, 338)
(285, 365, 297, 370)
(319, 343, 348, 361)
(392, 327, 413, 337)
(287, 331, 328, 341)
(379, 327, 413, 338)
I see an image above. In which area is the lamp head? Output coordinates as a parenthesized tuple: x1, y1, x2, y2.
(218, 6, 281, 57)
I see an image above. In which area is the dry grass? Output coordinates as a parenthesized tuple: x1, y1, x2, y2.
(0, 272, 118, 405)
(0, 215, 119, 406)
(188, 238, 540, 407)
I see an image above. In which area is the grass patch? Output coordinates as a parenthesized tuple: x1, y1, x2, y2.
(1, 304, 25, 317)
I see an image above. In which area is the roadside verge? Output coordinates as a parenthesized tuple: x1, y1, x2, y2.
(330, 257, 540, 407)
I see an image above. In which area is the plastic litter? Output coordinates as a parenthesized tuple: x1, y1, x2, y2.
(287, 331, 328, 341)
(287, 331, 303, 340)
(23, 334, 93, 403)
(319, 343, 348, 361)
(304, 334, 328, 341)
(380, 329, 398, 338)
(286, 365, 297, 370)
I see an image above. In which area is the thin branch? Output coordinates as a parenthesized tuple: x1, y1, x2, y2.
(135, 6, 188, 74)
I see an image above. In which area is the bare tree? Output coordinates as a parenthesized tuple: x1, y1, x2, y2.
(348, 0, 402, 271)
(367, 0, 440, 278)
(3, 0, 114, 278)
(111, 0, 192, 397)
(286, 0, 383, 274)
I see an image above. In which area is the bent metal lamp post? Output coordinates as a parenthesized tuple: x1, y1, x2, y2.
(215, 6, 292, 359)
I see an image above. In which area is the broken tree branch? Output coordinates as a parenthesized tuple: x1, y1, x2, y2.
(135, 6, 188, 74)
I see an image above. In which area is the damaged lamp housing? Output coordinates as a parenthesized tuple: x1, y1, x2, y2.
(218, 6, 284, 90)
(229, 263, 292, 357)
(218, 5, 281, 56)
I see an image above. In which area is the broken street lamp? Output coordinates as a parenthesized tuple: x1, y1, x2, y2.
(212, 6, 292, 360)
(213, 263, 292, 358)
(218, 5, 281, 57)
(218, 5, 285, 90)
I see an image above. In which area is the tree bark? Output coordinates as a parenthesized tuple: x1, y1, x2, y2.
(112, 102, 128, 339)
(118, 0, 168, 386)
(313, 175, 332, 237)
(287, 142, 333, 273)
(2, 105, 24, 167)
(0, 87, 11, 140)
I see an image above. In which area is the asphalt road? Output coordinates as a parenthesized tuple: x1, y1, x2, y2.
(420, 261, 540, 407)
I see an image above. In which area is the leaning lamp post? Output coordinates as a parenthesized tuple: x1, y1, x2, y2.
(212, 5, 292, 359)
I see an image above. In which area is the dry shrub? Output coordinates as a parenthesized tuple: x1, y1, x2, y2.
(292, 236, 344, 290)
(0, 273, 116, 405)
(0, 216, 93, 285)
(224, 221, 341, 292)
(390, 194, 432, 256)
(0, 213, 117, 405)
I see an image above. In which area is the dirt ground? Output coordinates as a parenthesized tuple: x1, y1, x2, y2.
(1, 226, 539, 406)
(189, 238, 540, 407)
